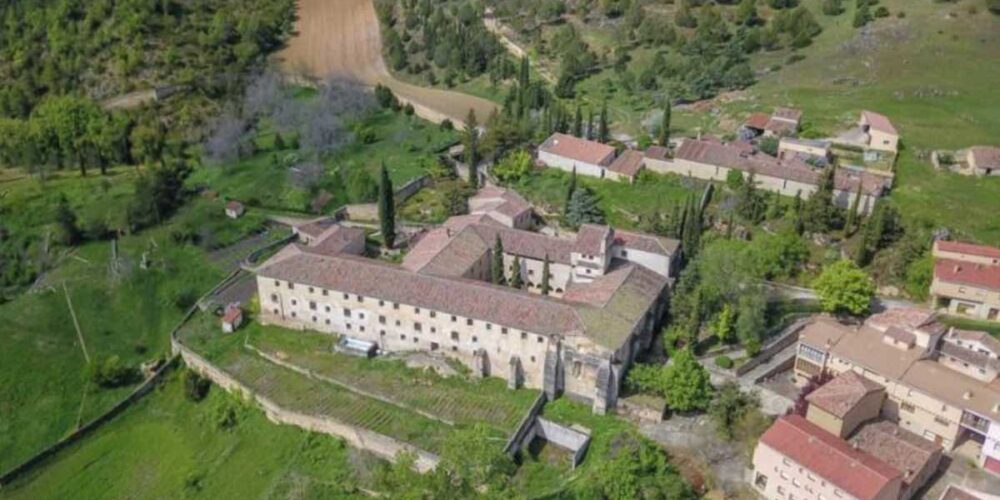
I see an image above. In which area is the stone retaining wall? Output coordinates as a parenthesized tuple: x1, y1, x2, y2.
(173, 339, 440, 472)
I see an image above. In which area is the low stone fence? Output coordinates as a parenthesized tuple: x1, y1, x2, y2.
(173, 339, 440, 472)
(504, 392, 548, 454)
(616, 395, 666, 424)
(735, 318, 811, 377)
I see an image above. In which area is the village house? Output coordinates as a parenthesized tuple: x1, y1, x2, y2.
(537, 133, 642, 182)
(645, 137, 889, 215)
(221, 303, 243, 333)
(742, 107, 803, 138)
(966, 146, 1000, 177)
(225, 200, 245, 219)
(859, 110, 900, 154)
(792, 309, 1000, 476)
(930, 240, 1000, 322)
(778, 137, 832, 165)
(467, 185, 534, 229)
(253, 202, 680, 414)
(753, 369, 945, 500)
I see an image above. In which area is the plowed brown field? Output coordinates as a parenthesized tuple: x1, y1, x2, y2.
(277, 0, 498, 127)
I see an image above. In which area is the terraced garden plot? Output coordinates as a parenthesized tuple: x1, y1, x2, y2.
(247, 324, 539, 433)
(215, 348, 452, 453)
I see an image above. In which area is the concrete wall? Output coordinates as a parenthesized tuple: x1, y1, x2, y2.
(538, 150, 607, 179)
(869, 130, 899, 153)
(613, 246, 672, 279)
(174, 339, 440, 472)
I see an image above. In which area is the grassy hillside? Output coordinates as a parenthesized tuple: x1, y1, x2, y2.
(725, 0, 1000, 244)
(1, 372, 367, 499)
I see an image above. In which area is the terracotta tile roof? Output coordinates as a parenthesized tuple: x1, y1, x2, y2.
(849, 420, 940, 489)
(222, 305, 242, 323)
(948, 329, 1000, 356)
(469, 224, 576, 264)
(882, 326, 916, 347)
(645, 145, 669, 160)
(934, 258, 1000, 290)
(938, 341, 1000, 372)
(676, 139, 888, 196)
(407, 228, 490, 278)
(469, 186, 532, 220)
(865, 307, 938, 333)
(759, 415, 901, 500)
(806, 370, 884, 418)
(575, 225, 610, 255)
(539, 133, 616, 166)
(614, 230, 680, 256)
(938, 484, 991, 500)
(296, 217, 341, 239)
(935, 240, 1000, 260)
(259, 250, 583, 337)
(226, 200, 244, 210)
(607, 149, 645, 177)
(306, 225, 367, 256)
(862, 110, 898, 136)
(744, 112, 771, 130)
(969, 146, 1000, 170)
(900, 359, 1000, 421)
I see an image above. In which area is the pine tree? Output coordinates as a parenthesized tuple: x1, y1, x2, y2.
(659, 101, 672, 146)
(492, 235, 506, 285)
(378, 163, 395, 249)
(541, 254, 552, 295)
(573, 104, 583, 138)
(565, 188, 605, 228)
(564, 166, 577, 213)
(509, 257, 523, 289)
(803, 166, 839, 232)
(465, 109, 479, 189)
(598, 101, 609, 142)
(844, 183, 863, 236)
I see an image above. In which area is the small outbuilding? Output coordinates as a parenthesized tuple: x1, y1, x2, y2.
(225, 200, 245, 219)
(221, 303, 243, 333)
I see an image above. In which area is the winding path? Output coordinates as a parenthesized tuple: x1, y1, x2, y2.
(277, 0, 498, 128)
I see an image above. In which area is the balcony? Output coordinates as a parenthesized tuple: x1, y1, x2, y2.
(960, 411, 991, 435)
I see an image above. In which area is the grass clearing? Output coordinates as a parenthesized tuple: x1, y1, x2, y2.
(1, 372, 368, 499)
(0, 198, 268, 473)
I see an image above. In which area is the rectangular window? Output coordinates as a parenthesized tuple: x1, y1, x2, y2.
(393, 302, 399, 310)
(343, 308, 351, 317)
(379, 315, 386, 324)
(537, 336, 544, 343)
(414, 322, 422, 332)
(309, 301, 317, 310)
(430, 311, 436, 318)
(934, 416, 949, 426)
(466, 318, 473, 326)
(343, 293, 349, 300)
(322, 290, 328, 296)
(451, 315, 457, 322)
(521, 332, 527, 339)
(501, 327, 508, 334)
(900, 402, 916, 413)
(325, 305, 331, 312)
(274, 280, 280, 287)
(357, 296, 363, 303)
(287, 283, 294, 290)
(414, 307, 420, 314)
(486, 323, 492, 330)
(472, 336, 478, 343)
(379, 300, 384, 306)
(271, 294, 278, 303)
(308, 287, 314, 293)
(451, 331, 459, 341)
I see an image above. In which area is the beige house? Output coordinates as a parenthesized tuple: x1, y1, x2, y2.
(778, 137, 832, 163)
(537, 133, 616, 180)
(792, 309, 1000, 475)
(859, 110, 900, 154)
(806, 370, 885, 438)
(752, 415, 904, 500)
(931, 240, 1000, 322)
(742, 107, 803, 138)
(468, 185, 533, 229)
(966, 146, 1000, 177)
(253, 203, 680, 414)
(646, 138, 888, 215)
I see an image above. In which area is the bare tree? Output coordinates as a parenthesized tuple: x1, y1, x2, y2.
(204, 111, 254, 164)
(243, 71, 285, 118)
(287, 161, 325, 190)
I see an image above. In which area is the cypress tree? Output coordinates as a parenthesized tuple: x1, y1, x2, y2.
(492, 235, 506, 285)
(273, 132, 286, 150)
(378, 163, 395, 249)
(541, 254, 551, 295)
(659, 101, 672, 146)
(598, 101, 609, 142)
(510, 257, 523, 289)
(565, 166, 577, 213)
(845, 183, 863, 236)
(55, 194, 81, 245)
(573, 104, 583, 138)
(586, 108, 595, 140)
(465, 109, 479, 188)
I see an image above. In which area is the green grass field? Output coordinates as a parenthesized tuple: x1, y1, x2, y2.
(513, 168, 706, 229)
(1, 372, 368, 499)
(188, 110, 458, 214)
(0, 197, 268, 473)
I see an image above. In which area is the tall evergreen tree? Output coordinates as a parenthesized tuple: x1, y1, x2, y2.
(803, 166, 839, 232)
(509, 257, 523, 289)
(492, 235, 506, 285)
(586, 108, 595, 141)
(54, 194, 81, 245)
(598, 101, 610, 142)
(541, 254, 551, 295)
(573, 104, 583, 138)
(464, 109, 480, 189)
(565, 166, 577, 213)
(378, 163, 395, 249)
(659, 101, 672, 146)
(844, 183, 863, 236)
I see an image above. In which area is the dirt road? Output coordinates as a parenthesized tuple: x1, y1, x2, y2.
(277, 0, 497, 128)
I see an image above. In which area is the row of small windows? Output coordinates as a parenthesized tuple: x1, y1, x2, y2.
(270, 287, 546, 343)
